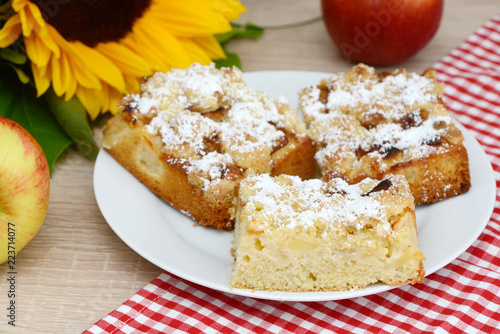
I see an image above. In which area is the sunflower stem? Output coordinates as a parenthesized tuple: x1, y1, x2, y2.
(236, 15, 322, 31)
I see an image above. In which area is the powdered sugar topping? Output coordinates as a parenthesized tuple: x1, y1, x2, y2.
(125, 63, 299, 188)
(300, 65, 457, 169)
(241, 174, 397, 235)
(183, 152, 235, 190)
(325, 73, 438, 118)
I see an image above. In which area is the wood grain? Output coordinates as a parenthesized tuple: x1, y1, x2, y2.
(1, 1, 498, 332)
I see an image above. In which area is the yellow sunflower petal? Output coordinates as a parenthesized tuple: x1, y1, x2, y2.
(45, 28, 102, 90)
(127, 20, 193, 70)
(35, 58, 48, 77)
(48, 31, 104, 95)
(18, 6, 33, 37)
(99, 83, 111, 114)
(123, 75, 142, 94)
(25, 34, 51, 67)
(76, 86, 103, 120)
(177, 38, 213, 65)
(213, 0, 246, 21)
(51, 51, 75, 99)
(67, 51, 102, 90)
(0, 15, 22, 48)
(16, 3, 45, 36)
(190, 35, 226, 60)
(120, 35, 163, 71)
(71, 41, 125, 92)
(106, 88, 123, 114)
(101, 84, 124, 114)
(42, 25, 62, 58)
(26, 2, 47, 33)
(50, 53, 64, 96)
(96, 42, 152, 78)
(61, 54, 76, 99)
(64, 73, 78, 102)
(31, 62, 51, 97)
(108, 102, 120, 115)
(147, 0, 233, 37)
(11, 0, 30, 12)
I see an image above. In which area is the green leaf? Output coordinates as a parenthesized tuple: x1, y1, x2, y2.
(1, 1, 14, 22)
(0, 48, 27, 65)
(216, 23, 264, 46)
(44, 88, 99, 160)
(0, 66, 73, 173)
(214, 23, 263, 70)
(6, 63, 30, 84)
(214, 51, 242, 69)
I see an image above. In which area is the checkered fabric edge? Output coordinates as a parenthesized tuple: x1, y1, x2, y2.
(85, 12, 500, 334)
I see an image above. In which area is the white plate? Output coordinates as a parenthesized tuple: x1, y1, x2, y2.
(94, 71, 496, 302)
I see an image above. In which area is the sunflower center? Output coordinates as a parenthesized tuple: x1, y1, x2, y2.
(32, 0, 152, 47)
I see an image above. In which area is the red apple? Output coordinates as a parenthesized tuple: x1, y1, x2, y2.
(0, 116, 50, 264)
(322, 0, 443, 66)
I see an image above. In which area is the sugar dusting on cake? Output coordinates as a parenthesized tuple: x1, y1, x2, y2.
(125, 63, 299, 187)
(324, 72, 439, 118)
(183, 152, 236, 190)
(300, 66, 440, 121)
(241, 174, 402, 236)
(299, 64, 456, 171)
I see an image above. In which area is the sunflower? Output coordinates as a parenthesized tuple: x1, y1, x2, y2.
(0, 0, 245, 119)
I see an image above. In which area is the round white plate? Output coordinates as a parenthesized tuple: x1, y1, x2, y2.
(94, 71, 496, 302)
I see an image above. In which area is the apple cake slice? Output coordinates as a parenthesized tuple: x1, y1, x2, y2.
(298, 63, 470, 204)
(230, 173, 425, 291)
(102, 63, 316, 230)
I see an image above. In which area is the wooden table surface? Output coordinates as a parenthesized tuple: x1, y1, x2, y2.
(2, 1, 498, 333)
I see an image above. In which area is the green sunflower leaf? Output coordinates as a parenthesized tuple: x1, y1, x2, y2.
(0, 65, 73, 174)
(214, 51, 242, 69)
(44, 88, 99, 160)
(216, 23, 264, 46)
(5, 63, 30, 84)
(0, 48, 27, 65)
(215, 23, 264, 70)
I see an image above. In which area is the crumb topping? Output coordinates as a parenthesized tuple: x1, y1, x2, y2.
(239, 174, 411, 236)
(300, 65, 442, 122)
(123, 63, 305, 189)
(324, 72, 439, 119)
(298, 64, 462, 173)
(183, 151, 236, 190)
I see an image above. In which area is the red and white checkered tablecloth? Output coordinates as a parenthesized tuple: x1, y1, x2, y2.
(86, 13, 500, 334)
